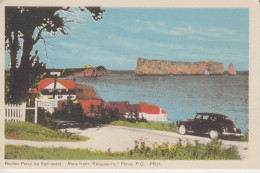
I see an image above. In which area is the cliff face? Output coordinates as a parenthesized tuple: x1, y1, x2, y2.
(136, 58, 224, 75)
(228, 64, 236, 75)
(66, 66, 111, 78)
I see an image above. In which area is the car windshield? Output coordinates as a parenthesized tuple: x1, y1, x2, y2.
(202, 115, 209, 120)
(209, 116, 218, 121)
(195, 114, 210, 120)
(195, 114, 202, 119)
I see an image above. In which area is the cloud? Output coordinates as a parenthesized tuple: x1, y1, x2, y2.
(189, 35, 206, 41)
(152, 42, 184, 49)
(147, 26, 182, 36)
(129, 20, 245, 42)
(107, 34, 184, 53)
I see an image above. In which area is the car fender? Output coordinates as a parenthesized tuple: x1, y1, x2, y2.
(207, 125, 223, 134)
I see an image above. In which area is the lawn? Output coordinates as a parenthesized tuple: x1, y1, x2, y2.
(111, 121, 248, 142)
(5, 122, 87, 141)
(5, 140, 239, 160)
(111, 121, 177, 133)
(221, 133, 248, 142)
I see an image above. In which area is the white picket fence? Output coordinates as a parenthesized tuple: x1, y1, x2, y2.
(5, 103, 26, 122)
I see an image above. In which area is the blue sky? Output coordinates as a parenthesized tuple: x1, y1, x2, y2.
(5, 8, 249, 70)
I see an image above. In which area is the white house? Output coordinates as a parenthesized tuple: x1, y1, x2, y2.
(36, 78, 77, 113)
(138, 102, 167, 122)
(37, 78, 76, 101)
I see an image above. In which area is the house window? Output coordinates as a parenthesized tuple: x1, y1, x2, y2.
(58, 89, 62, 93)
(58, 96, 63, 99)
(48, 89, 53, 92)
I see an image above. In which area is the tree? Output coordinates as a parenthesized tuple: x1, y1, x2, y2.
(134, 109, 139, 121)
(5, 50, 46, 103)
(5, 7, 105, 103)
(29, 50, 46, 89)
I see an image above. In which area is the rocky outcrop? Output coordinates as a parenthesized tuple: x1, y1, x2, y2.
(67, 66, 111, 78)
(228, 64, 236, 75)
(75, 84, 100, 100)
(136, 58, 224, 75)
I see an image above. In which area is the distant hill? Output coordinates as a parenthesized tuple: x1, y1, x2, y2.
(47, 66, 110, 78)
(46, 68, 85, 78)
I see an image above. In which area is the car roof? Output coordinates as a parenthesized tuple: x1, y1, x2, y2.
(196, 113, 227, 118)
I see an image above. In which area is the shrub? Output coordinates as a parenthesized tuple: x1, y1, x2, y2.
(5, 139, 239, 160)
(128, 140, 239, 160)
(25, 109, 35, 123)
(138, 118, 148, 123)
(52, 100, 85, 122)
(38, 108, 57, 130)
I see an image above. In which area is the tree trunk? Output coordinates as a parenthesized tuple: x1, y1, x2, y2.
(7, 31, 19, 103)
(17, 30, 34, 101)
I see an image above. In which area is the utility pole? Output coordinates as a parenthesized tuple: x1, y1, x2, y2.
(50, 72, 60, 100)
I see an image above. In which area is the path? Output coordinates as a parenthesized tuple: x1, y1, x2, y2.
(5, 125, 248, 159)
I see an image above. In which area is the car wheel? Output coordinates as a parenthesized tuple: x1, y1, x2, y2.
(179, 125, 186, 135)
(209, 130, 219, 139)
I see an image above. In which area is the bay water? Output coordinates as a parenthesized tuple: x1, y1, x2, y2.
(75, 71, 248, 133)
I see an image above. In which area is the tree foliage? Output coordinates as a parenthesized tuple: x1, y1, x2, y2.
(5, 7, 105, 103)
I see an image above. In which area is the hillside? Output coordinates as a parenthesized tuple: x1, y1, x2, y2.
(76, 84, 100, 100)
(47, 66, 110, 78)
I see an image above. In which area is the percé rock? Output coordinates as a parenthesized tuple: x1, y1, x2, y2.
(228, 64, 236, 75)
(67, 66, 111, 78)
(136, 58, 224, 75)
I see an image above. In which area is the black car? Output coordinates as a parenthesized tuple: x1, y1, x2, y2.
(176, 113, 242, 139)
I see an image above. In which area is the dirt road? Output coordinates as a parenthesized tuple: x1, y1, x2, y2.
(5, 125, 248, 159)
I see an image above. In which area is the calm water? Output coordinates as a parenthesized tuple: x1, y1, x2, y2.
(75, 71, 248, 133)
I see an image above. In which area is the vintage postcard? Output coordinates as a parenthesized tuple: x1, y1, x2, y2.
(0, 0, 259, 170)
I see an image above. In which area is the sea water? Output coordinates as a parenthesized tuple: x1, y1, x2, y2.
(75, 71, 248, 133)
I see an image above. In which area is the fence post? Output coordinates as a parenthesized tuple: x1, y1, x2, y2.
(5, 103, 26, 122)
(21, 102, 26, 122)
(10, 104, 13, 121)
(35, 99, 38, 124)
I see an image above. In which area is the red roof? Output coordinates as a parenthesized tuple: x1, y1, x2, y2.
(58, 80, 76, 89)
(37, 78, 54, 91)
(139, 102, 167, 114)
(79, 99, 110, 117)
(109, 101, 130, 114)
(128, 104, 141, 113)
(37, 78, 76, 90)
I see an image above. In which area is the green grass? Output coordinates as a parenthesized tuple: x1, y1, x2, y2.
(221, 133, 248, 142)
(5, 145, 128, 160)
(111, 121, 177, 133)
(5, 122, 87, 141)
(5, 140, 239, 160)
(111, 121, 248, 142)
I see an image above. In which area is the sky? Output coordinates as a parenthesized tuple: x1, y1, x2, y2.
(5, 8, 249, 70)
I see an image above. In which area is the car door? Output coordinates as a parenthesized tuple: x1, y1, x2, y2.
(200, 115, 210, 133)
(192, 114, 203, 132)
(192, 114, 210, 133)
